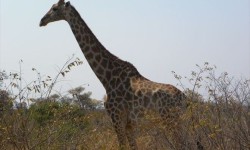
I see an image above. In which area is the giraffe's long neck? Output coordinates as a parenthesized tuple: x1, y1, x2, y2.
(65, 6, 130, 90)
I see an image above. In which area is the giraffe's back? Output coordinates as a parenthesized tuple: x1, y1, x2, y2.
(130, 76, 186, 110)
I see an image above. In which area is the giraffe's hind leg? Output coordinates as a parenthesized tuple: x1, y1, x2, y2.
(158, 107, 187, 149)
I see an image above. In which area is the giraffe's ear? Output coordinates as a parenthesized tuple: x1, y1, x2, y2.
(58, 0, 65, 5)
(65, 1, 71, 7)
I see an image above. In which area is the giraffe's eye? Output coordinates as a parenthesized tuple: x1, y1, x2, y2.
(52, 8, 58, 11)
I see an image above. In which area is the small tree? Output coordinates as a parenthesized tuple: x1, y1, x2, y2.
(0, 90, 13, 111)
(68, 86, 92, 109)
(0, 70, 8, 88)
(68, 86, 103, 109)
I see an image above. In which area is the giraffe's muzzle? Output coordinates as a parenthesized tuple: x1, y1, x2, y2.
(39, 17, 48, 27)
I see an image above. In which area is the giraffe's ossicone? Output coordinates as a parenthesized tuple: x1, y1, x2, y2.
(40, 0, 187, 149)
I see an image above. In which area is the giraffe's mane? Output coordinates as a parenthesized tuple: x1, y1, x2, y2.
(106, 49, 143, 77)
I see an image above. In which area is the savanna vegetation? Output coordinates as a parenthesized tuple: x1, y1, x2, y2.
(0, 59, 249, 150)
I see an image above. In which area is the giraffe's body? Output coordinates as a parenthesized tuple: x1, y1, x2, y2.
(40, 1, 186, 149)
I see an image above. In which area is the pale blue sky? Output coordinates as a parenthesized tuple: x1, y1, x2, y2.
(1, 0, 250, 99)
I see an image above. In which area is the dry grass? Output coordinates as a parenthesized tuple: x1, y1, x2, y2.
(0, 98, 249, 150)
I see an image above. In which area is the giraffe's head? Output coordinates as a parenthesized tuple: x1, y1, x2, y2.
(40, 0, 71, 26)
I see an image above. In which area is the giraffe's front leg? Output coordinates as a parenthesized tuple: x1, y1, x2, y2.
(113, 119, 127, 149)
(105, 101, 128, 149)
(125, 119, 138, 150)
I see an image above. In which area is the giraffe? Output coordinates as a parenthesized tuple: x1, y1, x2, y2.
(40, 0, 186, 149)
